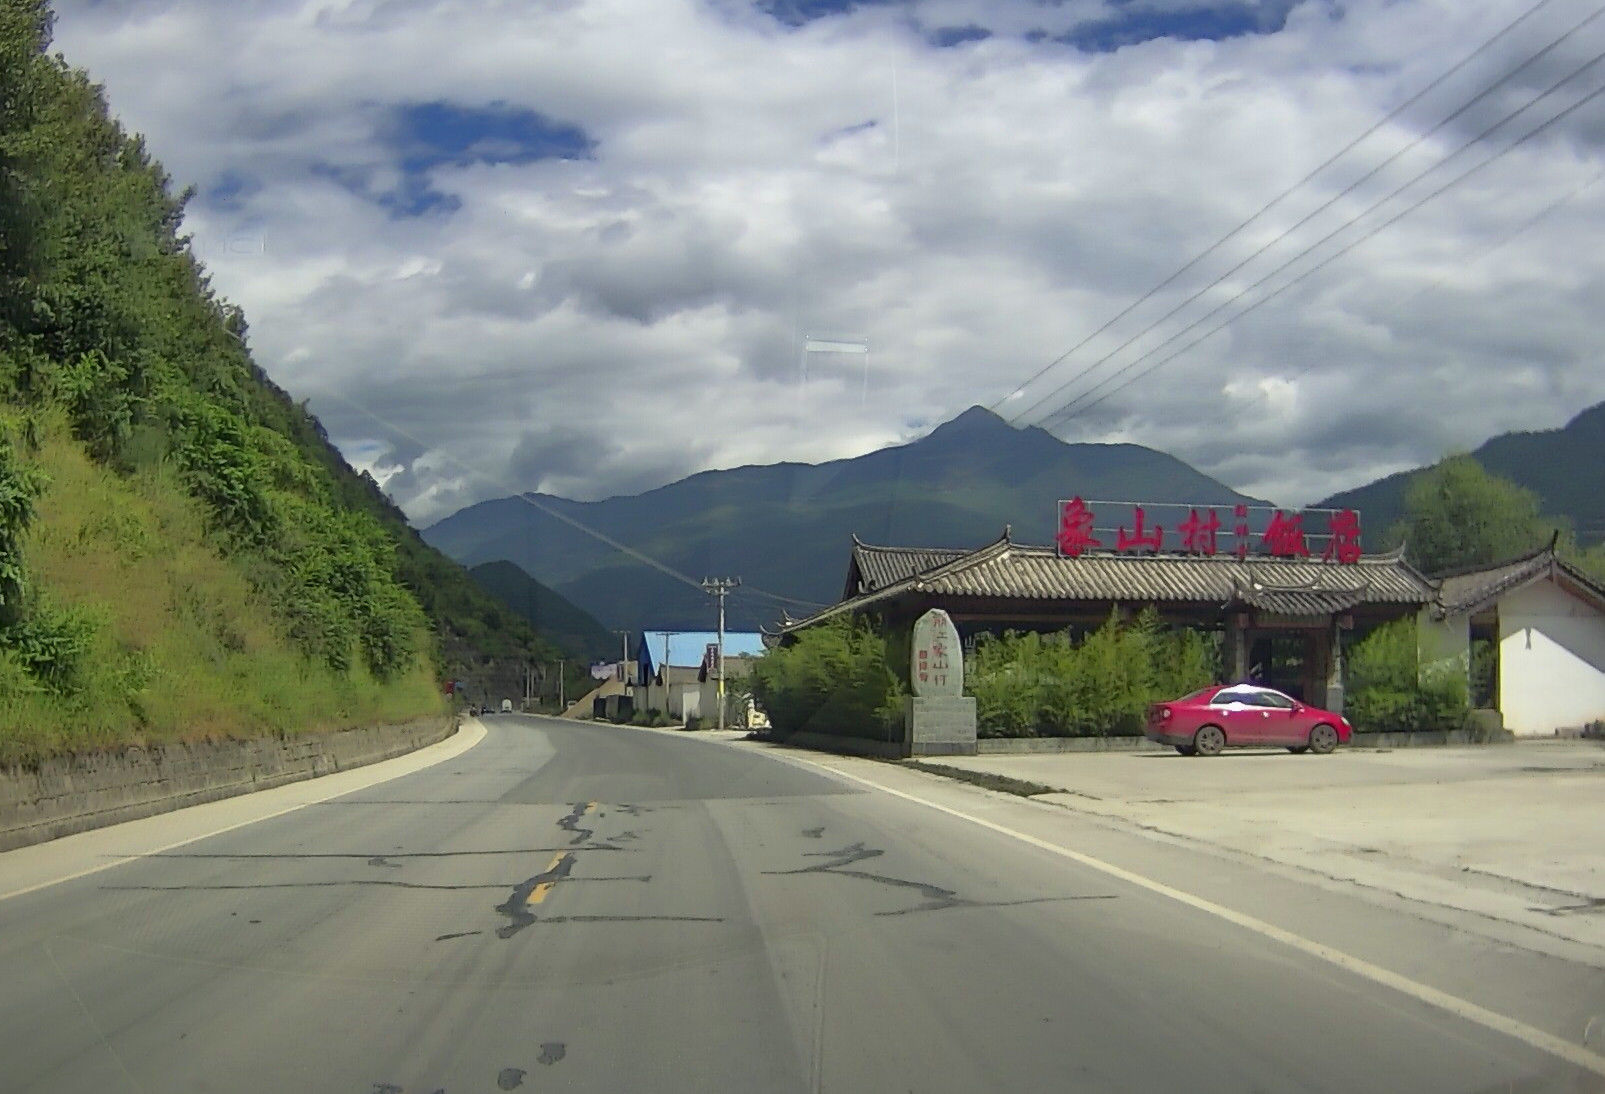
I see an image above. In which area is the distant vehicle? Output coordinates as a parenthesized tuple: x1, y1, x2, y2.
(501, 698, 513, 713)
(1146, 685, 1351, 756)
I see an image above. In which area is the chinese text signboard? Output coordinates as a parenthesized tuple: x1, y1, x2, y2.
(911, 609, 963, 698)
(1055, 499, 1363, 563)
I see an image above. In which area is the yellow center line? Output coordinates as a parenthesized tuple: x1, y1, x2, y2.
(528, 850, 570, 905)
(527, 803, 596, 905)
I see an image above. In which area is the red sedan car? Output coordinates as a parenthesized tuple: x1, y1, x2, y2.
(1146, 684, 1353, 756)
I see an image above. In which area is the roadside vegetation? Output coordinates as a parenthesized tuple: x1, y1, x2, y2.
(1386, 455, 1605, 579)
(749, 617, 905, 741)
(966, 610, 1217, 738)
(0, 3, 564, 762)
(749, 609, 1217, 741)
(1344, 619, 1468, 736)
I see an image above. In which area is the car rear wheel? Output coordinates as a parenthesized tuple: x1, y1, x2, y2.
(1308, 723, 1339, 755)
(1286, 745, 1309, 754)
(1193, 724, 1226, 757)
(1175, 744, 1196, 756)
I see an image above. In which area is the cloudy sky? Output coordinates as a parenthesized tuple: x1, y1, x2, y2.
(48, 0, 1605, 524)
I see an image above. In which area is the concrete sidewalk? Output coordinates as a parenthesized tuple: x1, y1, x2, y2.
(917, 740, 1605, 959)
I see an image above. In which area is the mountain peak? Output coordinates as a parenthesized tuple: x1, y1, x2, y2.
(1564, 400, 1605, 437)
(922, 405, 1012, 440)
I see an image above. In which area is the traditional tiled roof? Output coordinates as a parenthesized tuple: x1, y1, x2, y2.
(1433, 545, 1605, 618)
(845, 534, 973, 597)
(1434, 547, 1554, 618)
(785, 533, 1435, 634)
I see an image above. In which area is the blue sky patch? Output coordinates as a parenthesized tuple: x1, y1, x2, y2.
(387, 101, 595, 173)
(929, 24, 992, 48)
(1056, 1, 1300, 51)
(753, 0, 1303, 51)
(318, 102, 594, 219)
(205, 170, 260, 211)
(311, 160, 462, 220)
(754, 0, 887, 27)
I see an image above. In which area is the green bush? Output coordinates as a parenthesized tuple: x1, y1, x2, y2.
(1345, 619, 1468, 733)
(4, 594, 97, 694)
(968, 608, 1217, 738)
(750, 617, 904, 740)
(0, 433, 47, 628)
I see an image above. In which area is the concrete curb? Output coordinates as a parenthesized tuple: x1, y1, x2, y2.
(0, 716, 456, 852)
(975, 729, 1518, 753)
(782, 731, 906, 759)
(978, 736, 1161, 754)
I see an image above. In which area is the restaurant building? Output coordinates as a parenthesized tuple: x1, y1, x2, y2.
(771, 499, 1440, 712)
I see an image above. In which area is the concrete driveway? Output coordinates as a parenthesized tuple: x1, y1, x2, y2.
(929, 740, 1605, 961)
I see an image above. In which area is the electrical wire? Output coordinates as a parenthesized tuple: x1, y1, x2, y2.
(1014, 1, 1605, 428)
(303, 387, 824, 613)
(1045, 76, 1605, 426)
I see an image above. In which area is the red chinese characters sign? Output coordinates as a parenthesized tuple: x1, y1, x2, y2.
(1055, 498, 1362, 563)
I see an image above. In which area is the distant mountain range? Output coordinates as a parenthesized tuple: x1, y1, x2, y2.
(423, 406, 1264, 630)
(467, 561, 615, 662)
(1316, 402, 1605, 545)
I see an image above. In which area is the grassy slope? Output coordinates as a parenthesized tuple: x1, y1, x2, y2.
(0, 416, 442, 763)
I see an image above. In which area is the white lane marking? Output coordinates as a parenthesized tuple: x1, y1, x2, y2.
(0, 721, 488, 904)
(812, 758, 1605, 1081)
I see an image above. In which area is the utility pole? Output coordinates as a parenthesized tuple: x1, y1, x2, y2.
(615, 630, 630, 682)
(662, 630, 673, 719)
(700, 578, 740, 733)
(558, 659, 565, 712)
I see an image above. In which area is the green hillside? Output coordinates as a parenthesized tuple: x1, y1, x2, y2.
(468, 560, 615, 662)
(0, 2, 568, 760)
(1316, 402, 1605, 547)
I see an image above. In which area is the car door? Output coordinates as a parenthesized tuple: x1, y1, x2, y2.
(1205, 686, 1256, 746)
(1249, 688, 1301, 745)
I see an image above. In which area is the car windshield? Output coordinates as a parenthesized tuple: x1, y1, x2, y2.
(5, 2, 1605, 1092)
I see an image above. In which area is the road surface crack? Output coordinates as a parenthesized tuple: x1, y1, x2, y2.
(764, 842, 1115, 916)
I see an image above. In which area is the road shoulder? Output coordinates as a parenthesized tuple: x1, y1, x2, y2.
(0, 719, 489, 903)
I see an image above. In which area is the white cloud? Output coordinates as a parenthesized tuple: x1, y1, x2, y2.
(47, 0, 1605, 522)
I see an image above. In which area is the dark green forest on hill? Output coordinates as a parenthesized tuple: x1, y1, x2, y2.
(0, 1, 565, 760)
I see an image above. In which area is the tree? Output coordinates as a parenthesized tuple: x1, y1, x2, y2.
(1390, 455, 1567, 575)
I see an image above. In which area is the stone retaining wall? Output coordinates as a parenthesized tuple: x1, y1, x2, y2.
(0, 716, 456, 852)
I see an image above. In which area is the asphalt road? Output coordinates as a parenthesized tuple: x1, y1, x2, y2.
(1, 715, 1601, 1093)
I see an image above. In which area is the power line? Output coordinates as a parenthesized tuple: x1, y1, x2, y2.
(305, 389, 821, 612)
(1046, 75, 1605, 427)
(1030, 35, 1605, 428)
(1387, 165, 1605, 311)
(1245, 164, 1605, 397)
(1001, 0, 1592, 420)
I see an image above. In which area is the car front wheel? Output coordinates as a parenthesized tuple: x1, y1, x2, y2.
(1308, 723, 1339, 755)
(1193, 724, 1226, 757)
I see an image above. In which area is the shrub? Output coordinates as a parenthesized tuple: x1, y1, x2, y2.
(968, 608, 1218, 738)
(749, 617, 904, 740)
(5, 595, 98, 694)
(0, 433, 48, 628)
(1345, 619, 1468, 733)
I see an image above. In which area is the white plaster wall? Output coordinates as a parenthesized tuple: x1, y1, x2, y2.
(1498, 580, 1605, 735)
(1418, 610, 1470, 674)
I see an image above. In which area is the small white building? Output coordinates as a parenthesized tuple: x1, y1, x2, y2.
(1425, 547, 1605, 736)
(632, 656, 760, 725)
